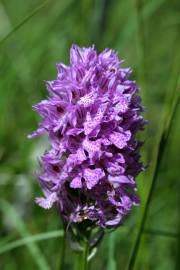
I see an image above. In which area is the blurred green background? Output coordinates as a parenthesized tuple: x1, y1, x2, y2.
(0, 0, 180, 269)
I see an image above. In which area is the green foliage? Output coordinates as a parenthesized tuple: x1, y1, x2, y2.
(0, 0, 179, 269)
(0, 230, 63, 255)
(0, 199, 50, 270)
(107, 233, 116, 270)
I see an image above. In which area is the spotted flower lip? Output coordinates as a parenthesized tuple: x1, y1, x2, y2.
(29, 44, 146, 228)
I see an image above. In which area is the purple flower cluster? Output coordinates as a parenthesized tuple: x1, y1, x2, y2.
(29, 45, 145, 228)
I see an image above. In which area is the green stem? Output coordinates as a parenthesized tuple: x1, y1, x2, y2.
(58, 231, 66, 270)
(82, 241, 89, 270)
(75, 241, 89, 270)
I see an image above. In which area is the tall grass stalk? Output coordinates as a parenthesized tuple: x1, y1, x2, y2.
(0, 0, 50, 46)
(0, 230, 63, 254)
(58, 231, 66, 270)
(127, 77, 180, 269)
(0, 199, 50, 270)
(74, 241, 89, 270)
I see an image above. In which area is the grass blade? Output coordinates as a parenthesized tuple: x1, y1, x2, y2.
(90, 0, 111, 46)
(0, 199, 50, 270)
(113, 0, 166, 52)
(0, 0, 49, 46)
(133, 0, 146, 87)
(175, 183, 180, 270)
(127, 76, 180, 269)
(144, 229, 179, 239)
(0, 230, 63, 254)
(107, 233, 116, 270)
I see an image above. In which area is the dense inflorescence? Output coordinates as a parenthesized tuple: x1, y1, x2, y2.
(29, 45, 145, 228)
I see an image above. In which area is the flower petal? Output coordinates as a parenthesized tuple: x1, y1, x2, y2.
(108, 131, 131, 149)
(35, 193, 57, 209)
(70, 175, 82, 188)
(83, 168, 105, 189)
